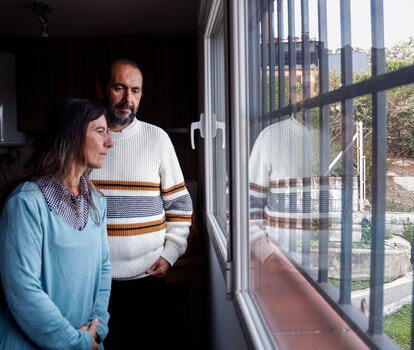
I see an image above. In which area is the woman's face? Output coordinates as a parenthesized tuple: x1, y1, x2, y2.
(84, 115, 113, 169)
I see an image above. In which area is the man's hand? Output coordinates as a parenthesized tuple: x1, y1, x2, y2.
(80, 318, 99, 350)
(147, 257, 171, 277)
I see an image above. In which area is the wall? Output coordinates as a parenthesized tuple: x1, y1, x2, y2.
(310, 246, 411, 281)
(208, 242, 249, 350)
(0, 36, 199, 182)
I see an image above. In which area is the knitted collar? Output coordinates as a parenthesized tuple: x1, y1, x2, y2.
(109, 117, 142, 141)
(35, 175, 89, 230)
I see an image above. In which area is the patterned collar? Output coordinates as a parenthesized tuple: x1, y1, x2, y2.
(36, 175, 89, 231)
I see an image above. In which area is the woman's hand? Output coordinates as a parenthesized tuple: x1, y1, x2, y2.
(80, 318, 100, 350)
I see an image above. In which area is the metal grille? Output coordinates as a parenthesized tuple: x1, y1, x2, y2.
(247, 0, 414, 348)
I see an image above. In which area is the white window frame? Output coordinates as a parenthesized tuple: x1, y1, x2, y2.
(204, 0, 228, 263)
(229, 0, 277, 349)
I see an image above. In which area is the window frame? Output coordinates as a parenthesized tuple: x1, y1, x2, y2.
(229, 0, 277, 349)
(204, 0, 231, 267)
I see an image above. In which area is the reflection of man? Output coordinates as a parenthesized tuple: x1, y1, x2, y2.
(91, 58, 192, 349)
(249, 117, 304, 262)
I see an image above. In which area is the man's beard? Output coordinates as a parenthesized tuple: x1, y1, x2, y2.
(105, 100, 137, 128)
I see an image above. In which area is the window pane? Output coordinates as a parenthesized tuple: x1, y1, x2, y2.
(211, 17, 230, 234)
(244, 0, 414, 348)
(384, 0, 414, 71)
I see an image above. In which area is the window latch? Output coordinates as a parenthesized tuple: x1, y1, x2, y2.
(212, 114, 226, 149)
(190, 113, 205, 149)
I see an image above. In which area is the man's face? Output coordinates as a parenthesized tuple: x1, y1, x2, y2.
(105, 63, 143, 129)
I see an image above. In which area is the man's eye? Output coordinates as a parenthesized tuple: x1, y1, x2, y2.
(113, 86, 123, 92)
(132, 88, 141, 94)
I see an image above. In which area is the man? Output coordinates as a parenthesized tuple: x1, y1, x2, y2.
(90, 58, 193, 349)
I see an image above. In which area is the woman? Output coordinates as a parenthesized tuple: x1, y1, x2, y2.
(0, 98, 113, 350)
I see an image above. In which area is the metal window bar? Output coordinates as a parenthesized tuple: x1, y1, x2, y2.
(274, 0, 287, 247)
(289, 177, 297, 253)
(339, 0, 353, 305)
(287, 0, 297, 105)
(369, 0, 387, 336)
(317, 0, 330, 278)
(248, 0, 261, 146)
(259, 64, 414, 123)
(248, 0, 413, 348)
(276, 0, 286, 109)
(278, 180, 286, 247)
(301, 0, 313, 271)
(268, 0, 276, 113)
(260, 0, 269, 117)
(287, 0, 297, 254)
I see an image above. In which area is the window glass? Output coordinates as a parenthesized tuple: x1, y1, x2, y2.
(384, 0, 414, 71)
(211, 13, 230, 236)
(245, 0, 414, 348)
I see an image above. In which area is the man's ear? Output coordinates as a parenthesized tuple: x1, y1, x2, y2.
(96, 81, 103, 99)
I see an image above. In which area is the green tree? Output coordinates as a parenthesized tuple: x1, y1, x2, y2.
(386, 36, 414, 69)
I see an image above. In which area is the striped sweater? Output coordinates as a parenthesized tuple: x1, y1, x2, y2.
(90, 118, 192, 280)
(249, 117, 307, 260)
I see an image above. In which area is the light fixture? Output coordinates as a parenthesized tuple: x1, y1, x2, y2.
(28, 1, 53, 38)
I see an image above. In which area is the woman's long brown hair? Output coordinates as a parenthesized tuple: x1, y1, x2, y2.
(0, 98, 107, 218)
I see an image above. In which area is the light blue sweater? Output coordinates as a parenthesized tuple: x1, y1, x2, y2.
(0, 182, 111, 350)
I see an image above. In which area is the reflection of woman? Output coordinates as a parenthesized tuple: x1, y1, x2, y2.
(0, 99, 113, 349)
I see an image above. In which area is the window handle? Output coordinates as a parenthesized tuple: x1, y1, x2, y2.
(190, 113, 205, 149)
(211, 114, 225, 149)
(216, 120, 225, 149)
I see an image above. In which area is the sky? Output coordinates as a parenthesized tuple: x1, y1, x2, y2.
(279, 0, 414, 50)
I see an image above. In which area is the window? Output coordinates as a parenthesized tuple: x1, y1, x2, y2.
(211, 18, 229, 233)
(229, 0, 414, 349)
(204, 0, 231, 261)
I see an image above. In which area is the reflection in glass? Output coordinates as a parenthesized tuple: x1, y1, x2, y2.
(245, 0, 414, 348)
(211, 17, 229, 234)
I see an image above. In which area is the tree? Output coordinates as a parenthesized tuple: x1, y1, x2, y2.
(386, 36, 414, 68)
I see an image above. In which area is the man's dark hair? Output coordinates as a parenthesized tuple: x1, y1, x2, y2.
(97, 58, 142, 95)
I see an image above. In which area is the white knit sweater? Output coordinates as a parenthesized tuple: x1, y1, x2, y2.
(249, 117, 305, 260)
(90, 118, 193, 279)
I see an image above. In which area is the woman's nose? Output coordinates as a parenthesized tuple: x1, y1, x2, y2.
(105, 135, 113, 148)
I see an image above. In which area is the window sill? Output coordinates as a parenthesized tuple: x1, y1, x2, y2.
(251, 250, 370, 349)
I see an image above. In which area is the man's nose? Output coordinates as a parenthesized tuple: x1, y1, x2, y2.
(123, 88, 133, 104)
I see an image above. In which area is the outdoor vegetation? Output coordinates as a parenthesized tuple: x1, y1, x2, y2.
(402, 219, 414, 244)
(328, 37, 414, 172)
(328, 278, 370, 291)
(384, 304, 411, 350)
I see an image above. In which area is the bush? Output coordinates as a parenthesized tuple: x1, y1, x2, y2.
(361, 217, 371, 244)
(360, 218, 391, 245)
(402, 219, 414, 244)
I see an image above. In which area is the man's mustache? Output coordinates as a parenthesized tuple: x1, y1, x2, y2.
(115, 103, 134, 111)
